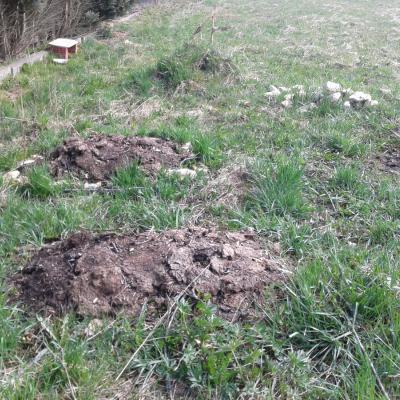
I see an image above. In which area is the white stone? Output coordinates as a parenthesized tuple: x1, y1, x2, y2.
(84, 182, 102, 191)
(292, 84, 306, 96)
(344, 101, 351, 108)
(281, 99, 292, 108)
(325, 81, 342, 93)
(16, 155, 44, 171)
(2, 170, 27, 186)
(299, 103, 317, 113)
(349, 91, 372, 107)
(380, 88, 391, 95)
(265, 85, 281, 98)
(370, 100, 379, 106)
(168, 168, 197, 178)
(330, 92, 342, 102)
(4, 170, 21, 180)
(193, 166, 208, 173)
(265, 91, 280, 98)
(278, 86, 290, 92)
(84, 319, 103, 337)
(181, 142, 192, 152)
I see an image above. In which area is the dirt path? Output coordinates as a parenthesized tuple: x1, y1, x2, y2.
(0, 51, 48, 83)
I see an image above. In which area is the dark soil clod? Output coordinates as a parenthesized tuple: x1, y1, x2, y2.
(377, 146, 400, 174)
(197, 50, 237, 75)
(50, 134, 193, 182)
(12, 228, 289, 320)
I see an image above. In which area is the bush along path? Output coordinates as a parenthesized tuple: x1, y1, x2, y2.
(1, 0, 400, 398)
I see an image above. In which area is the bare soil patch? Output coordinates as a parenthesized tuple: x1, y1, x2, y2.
(377, 145, 400, 174)
(50, 134, 193, 181)
(12, 228, 289, 320)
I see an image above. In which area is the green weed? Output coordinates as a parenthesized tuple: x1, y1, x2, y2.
(125, 68, 154, 96)
(22, 166, 60, 199)
(331, 166, 362, 191)
(326, 133, 367, 157)
(248, 157, 309, 218)
(111, 162, 148, 198)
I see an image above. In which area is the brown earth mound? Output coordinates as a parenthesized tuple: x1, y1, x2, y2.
(12, 228, 289, 320)
(377, 146, 400, 174)
(50, 134, 193, 182)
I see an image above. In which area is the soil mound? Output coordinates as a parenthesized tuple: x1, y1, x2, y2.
(377, 146, 400, 174)
(50, 134, 193, 181)
(197, 50, 237, 75)
(12, 228, 288, 320)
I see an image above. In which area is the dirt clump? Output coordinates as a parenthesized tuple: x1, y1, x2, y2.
(377, 146, 400, 174)
(12, 228, 289, 320)
(173, 80, 206, 97)
(197, 50, 237, 76)
(50, 134, 193, 182)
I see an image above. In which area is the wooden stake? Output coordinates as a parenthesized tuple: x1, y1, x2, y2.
(211, 14, 216, 44)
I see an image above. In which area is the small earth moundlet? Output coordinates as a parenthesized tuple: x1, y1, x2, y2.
(50, 134, 194, 182)
(377, 146, 400, 174)
(12, 228, 289, 320)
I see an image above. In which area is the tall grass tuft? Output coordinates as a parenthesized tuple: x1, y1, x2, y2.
(248, 157, 309, 218)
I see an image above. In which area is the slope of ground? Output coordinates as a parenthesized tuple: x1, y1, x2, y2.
(0, 0, 400, 398)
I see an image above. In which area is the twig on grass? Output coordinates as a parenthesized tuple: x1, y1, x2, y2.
(115, 263, 212, 381)
(38, 316, 78, 400)
(350, 303, 391, 400)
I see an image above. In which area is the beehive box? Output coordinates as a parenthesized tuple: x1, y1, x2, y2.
(49, 38, 79, 60)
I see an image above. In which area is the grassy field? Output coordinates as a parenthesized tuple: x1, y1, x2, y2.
(1, 0, 400, 398)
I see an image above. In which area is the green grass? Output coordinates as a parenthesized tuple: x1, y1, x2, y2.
(1, 0, 400, 398)
(111, 162, 148, 197)
(22, 166, 62, 198)
(248, 157, 309, 218)
(331, 166, 363, 192)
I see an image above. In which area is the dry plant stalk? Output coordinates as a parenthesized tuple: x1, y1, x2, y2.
(211, 14, 216, 44)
